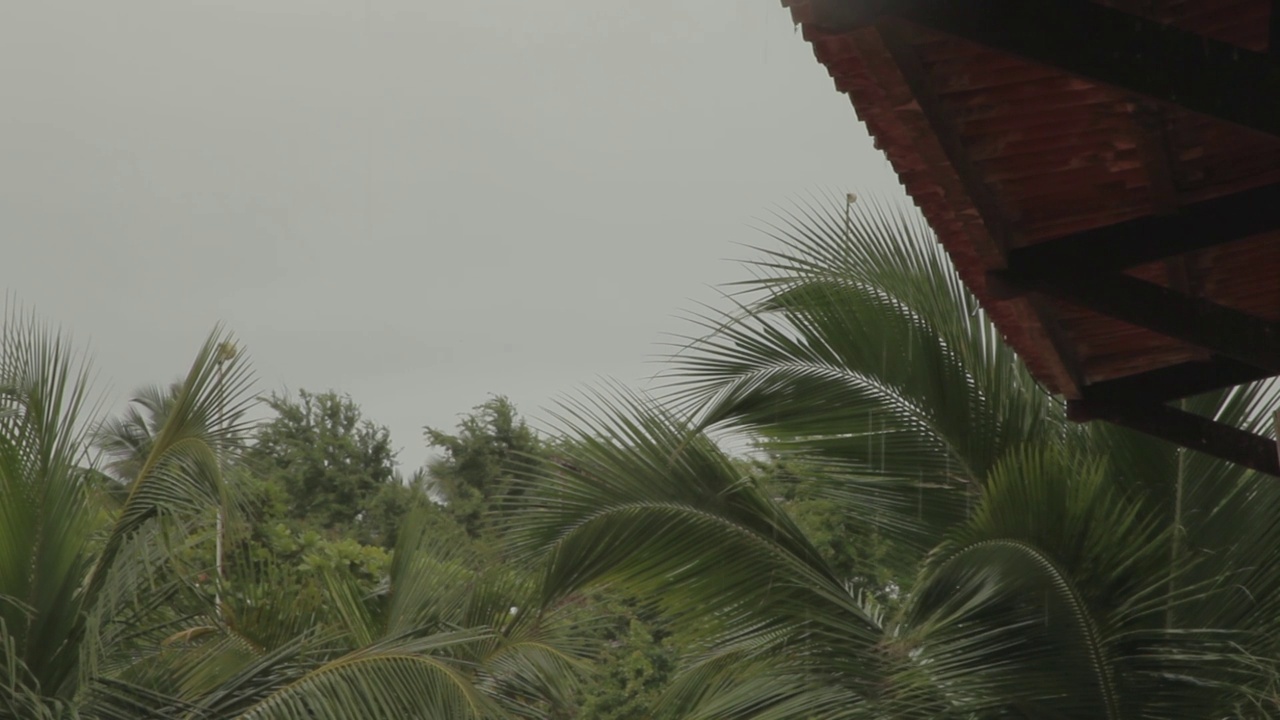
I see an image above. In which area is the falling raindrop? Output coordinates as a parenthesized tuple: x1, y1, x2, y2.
(917, 470, 924, 519)
(879, 419, 886, 473)
(867, 409, 873, 461)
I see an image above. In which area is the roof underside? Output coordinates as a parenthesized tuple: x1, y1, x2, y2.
(784, 0, 1280, 474)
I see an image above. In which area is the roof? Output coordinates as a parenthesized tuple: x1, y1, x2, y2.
(783, 0, 1280, 474)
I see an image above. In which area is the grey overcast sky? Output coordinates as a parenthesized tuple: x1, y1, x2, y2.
(2, 0, 902, 471)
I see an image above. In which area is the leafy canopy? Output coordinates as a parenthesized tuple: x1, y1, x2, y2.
(246, 390, 406, 546)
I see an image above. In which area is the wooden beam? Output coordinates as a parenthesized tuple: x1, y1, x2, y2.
(1004, 181, 1280, 275)
(876, 22, 1011, 254)
(876, 22, 1083, 396)
(1068, 399, 1280, 476)
(988, 267, 1280, 372)
(813, 0, 1280, 138)
(1080, 357, 1275, 406)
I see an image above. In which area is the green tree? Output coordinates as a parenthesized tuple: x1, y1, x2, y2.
(512, 197, 1280, 719)
(247, 390, 411, 546)
(426, 396, 544, 539)
(96, 347, 249, 488)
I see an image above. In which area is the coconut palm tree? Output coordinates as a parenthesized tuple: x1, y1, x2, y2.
(0, 313, 254, 719)
(94, 381, 186, 483)
(511, 196, 1280, 719)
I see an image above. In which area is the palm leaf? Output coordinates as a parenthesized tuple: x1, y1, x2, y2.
(663, 195, 1068, 564)
(0, 304, 100, 700)
(83, 329, 255, 612)
(511, 387, 891, 699)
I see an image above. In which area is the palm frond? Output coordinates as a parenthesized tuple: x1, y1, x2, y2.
(662, 196, 1068, 561)
(0, 304, 100, 700)
(83, 328, 255, 614)
(226, 630, 501, 720)
(510, 386, 890, 695)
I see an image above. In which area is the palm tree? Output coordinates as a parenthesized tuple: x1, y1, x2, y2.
(0, 312, 254, 719)
(511, 196, 1280, 719)
(94, 381, 186, 483)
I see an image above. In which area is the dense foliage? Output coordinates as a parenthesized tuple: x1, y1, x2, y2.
(248, 390, 401, 541)
(425, 396, 543, 542)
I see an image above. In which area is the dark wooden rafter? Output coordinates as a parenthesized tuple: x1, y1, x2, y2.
(1005, 181, 1280, 275)
(992, 264, 1280, 476)
(1069, 398, 1280, 476)
(875, 21, 1085, 396)
(989, 266, 1280, 373)
(1080, 357, 1275, 406)
(812, 0, 1280, 139)
(875, 22, 1011, 253)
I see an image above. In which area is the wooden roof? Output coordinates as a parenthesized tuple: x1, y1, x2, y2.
(783, 0, 1280, 474)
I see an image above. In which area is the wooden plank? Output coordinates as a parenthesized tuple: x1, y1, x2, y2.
(1068, 399, 1280, 476)
(812, 0, 1280, 139)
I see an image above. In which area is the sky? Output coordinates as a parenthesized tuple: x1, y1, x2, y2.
(1, 0, 902, 472)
